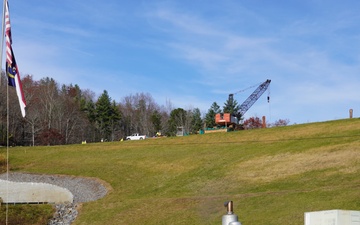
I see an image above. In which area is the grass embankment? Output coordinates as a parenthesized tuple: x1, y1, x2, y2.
(1, 119, 360, 224)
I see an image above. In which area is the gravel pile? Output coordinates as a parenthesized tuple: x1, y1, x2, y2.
(0, 172, 109, 225)
(48, 202, 79, 225)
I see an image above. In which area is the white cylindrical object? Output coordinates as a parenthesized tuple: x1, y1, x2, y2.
(229, 222, 242, 225)
(222, 214, 238, 225)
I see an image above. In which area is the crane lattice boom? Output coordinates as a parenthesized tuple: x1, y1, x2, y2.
(236, 79, 271, 117)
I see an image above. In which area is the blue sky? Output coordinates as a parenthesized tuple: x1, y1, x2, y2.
(5, 0, 360, 124)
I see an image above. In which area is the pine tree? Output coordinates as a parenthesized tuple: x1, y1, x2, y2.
(204, 102, 220, 128)
(168, 108, 186, 136)
(191, 108, 202, 133)
(95, 90, 113, 140)
(223, 95, 241, 121)
(109, 100, 121, 141)
(151, 110, 162, 134)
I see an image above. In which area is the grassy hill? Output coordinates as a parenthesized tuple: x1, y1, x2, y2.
(1, 119, 360, 224)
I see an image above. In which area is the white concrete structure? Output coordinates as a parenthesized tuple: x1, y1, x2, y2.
(0, 179, 73, 203)
(305, 210, 360, 225)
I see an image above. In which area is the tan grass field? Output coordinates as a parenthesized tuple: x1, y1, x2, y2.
(235, 146, 360, 182)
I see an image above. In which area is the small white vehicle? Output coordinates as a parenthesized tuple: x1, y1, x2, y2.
(126, 133, 146, 140)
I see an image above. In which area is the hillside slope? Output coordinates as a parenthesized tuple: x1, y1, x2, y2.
(3, 119, 360, 224)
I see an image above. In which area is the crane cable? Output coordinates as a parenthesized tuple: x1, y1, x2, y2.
(232, 82, 262, 95)
(267, 83, 271, 124)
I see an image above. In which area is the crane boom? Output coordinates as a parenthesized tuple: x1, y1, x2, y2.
(236, 79, 271, 117)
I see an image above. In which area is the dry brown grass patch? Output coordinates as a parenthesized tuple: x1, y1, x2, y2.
(229, 144, 360, 183)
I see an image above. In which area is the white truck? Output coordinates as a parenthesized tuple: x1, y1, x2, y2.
(126, 133, 146, 140)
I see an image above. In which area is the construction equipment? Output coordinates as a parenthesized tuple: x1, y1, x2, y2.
(215, 79, 271, 127)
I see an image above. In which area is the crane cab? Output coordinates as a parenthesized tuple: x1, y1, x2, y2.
(215, 113, 238, 126)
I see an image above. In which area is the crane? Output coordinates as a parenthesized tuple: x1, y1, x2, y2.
(215, 79, 271, 127)
(232, 79, 271, 119)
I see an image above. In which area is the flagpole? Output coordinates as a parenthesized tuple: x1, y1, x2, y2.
(0, 1, 9, 224)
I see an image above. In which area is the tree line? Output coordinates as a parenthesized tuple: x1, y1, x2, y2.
(0, 74, 288, 146)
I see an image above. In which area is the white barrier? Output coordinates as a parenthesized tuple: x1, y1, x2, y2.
(0, 179, 73, 203)
(305, 210, 360, 225)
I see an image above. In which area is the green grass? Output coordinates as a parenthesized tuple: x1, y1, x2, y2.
(1, 118, 360, 224)
(0, 204, 53, 225)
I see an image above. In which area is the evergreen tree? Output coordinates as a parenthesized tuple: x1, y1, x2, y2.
(95, 90, 113, 140)
(168, 108, 186, 136)
(204, 102, 220, 128)
(151, 110, 162, 135)
(85, 100, 96, 123)
(191, 108, 202, 133)
(223, 95, 241, 121)
(109, 100, 121, 141)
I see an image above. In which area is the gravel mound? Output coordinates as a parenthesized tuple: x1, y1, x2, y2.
(0, 172, 109, 225)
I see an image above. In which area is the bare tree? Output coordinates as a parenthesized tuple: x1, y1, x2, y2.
(57, 84, 88, 144)
(119, 93, 161, 137)
(271, 119, 290, 127)
(22, 75, 42, 146)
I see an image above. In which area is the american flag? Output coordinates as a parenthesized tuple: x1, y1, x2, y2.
(5, 0, 26, 117)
